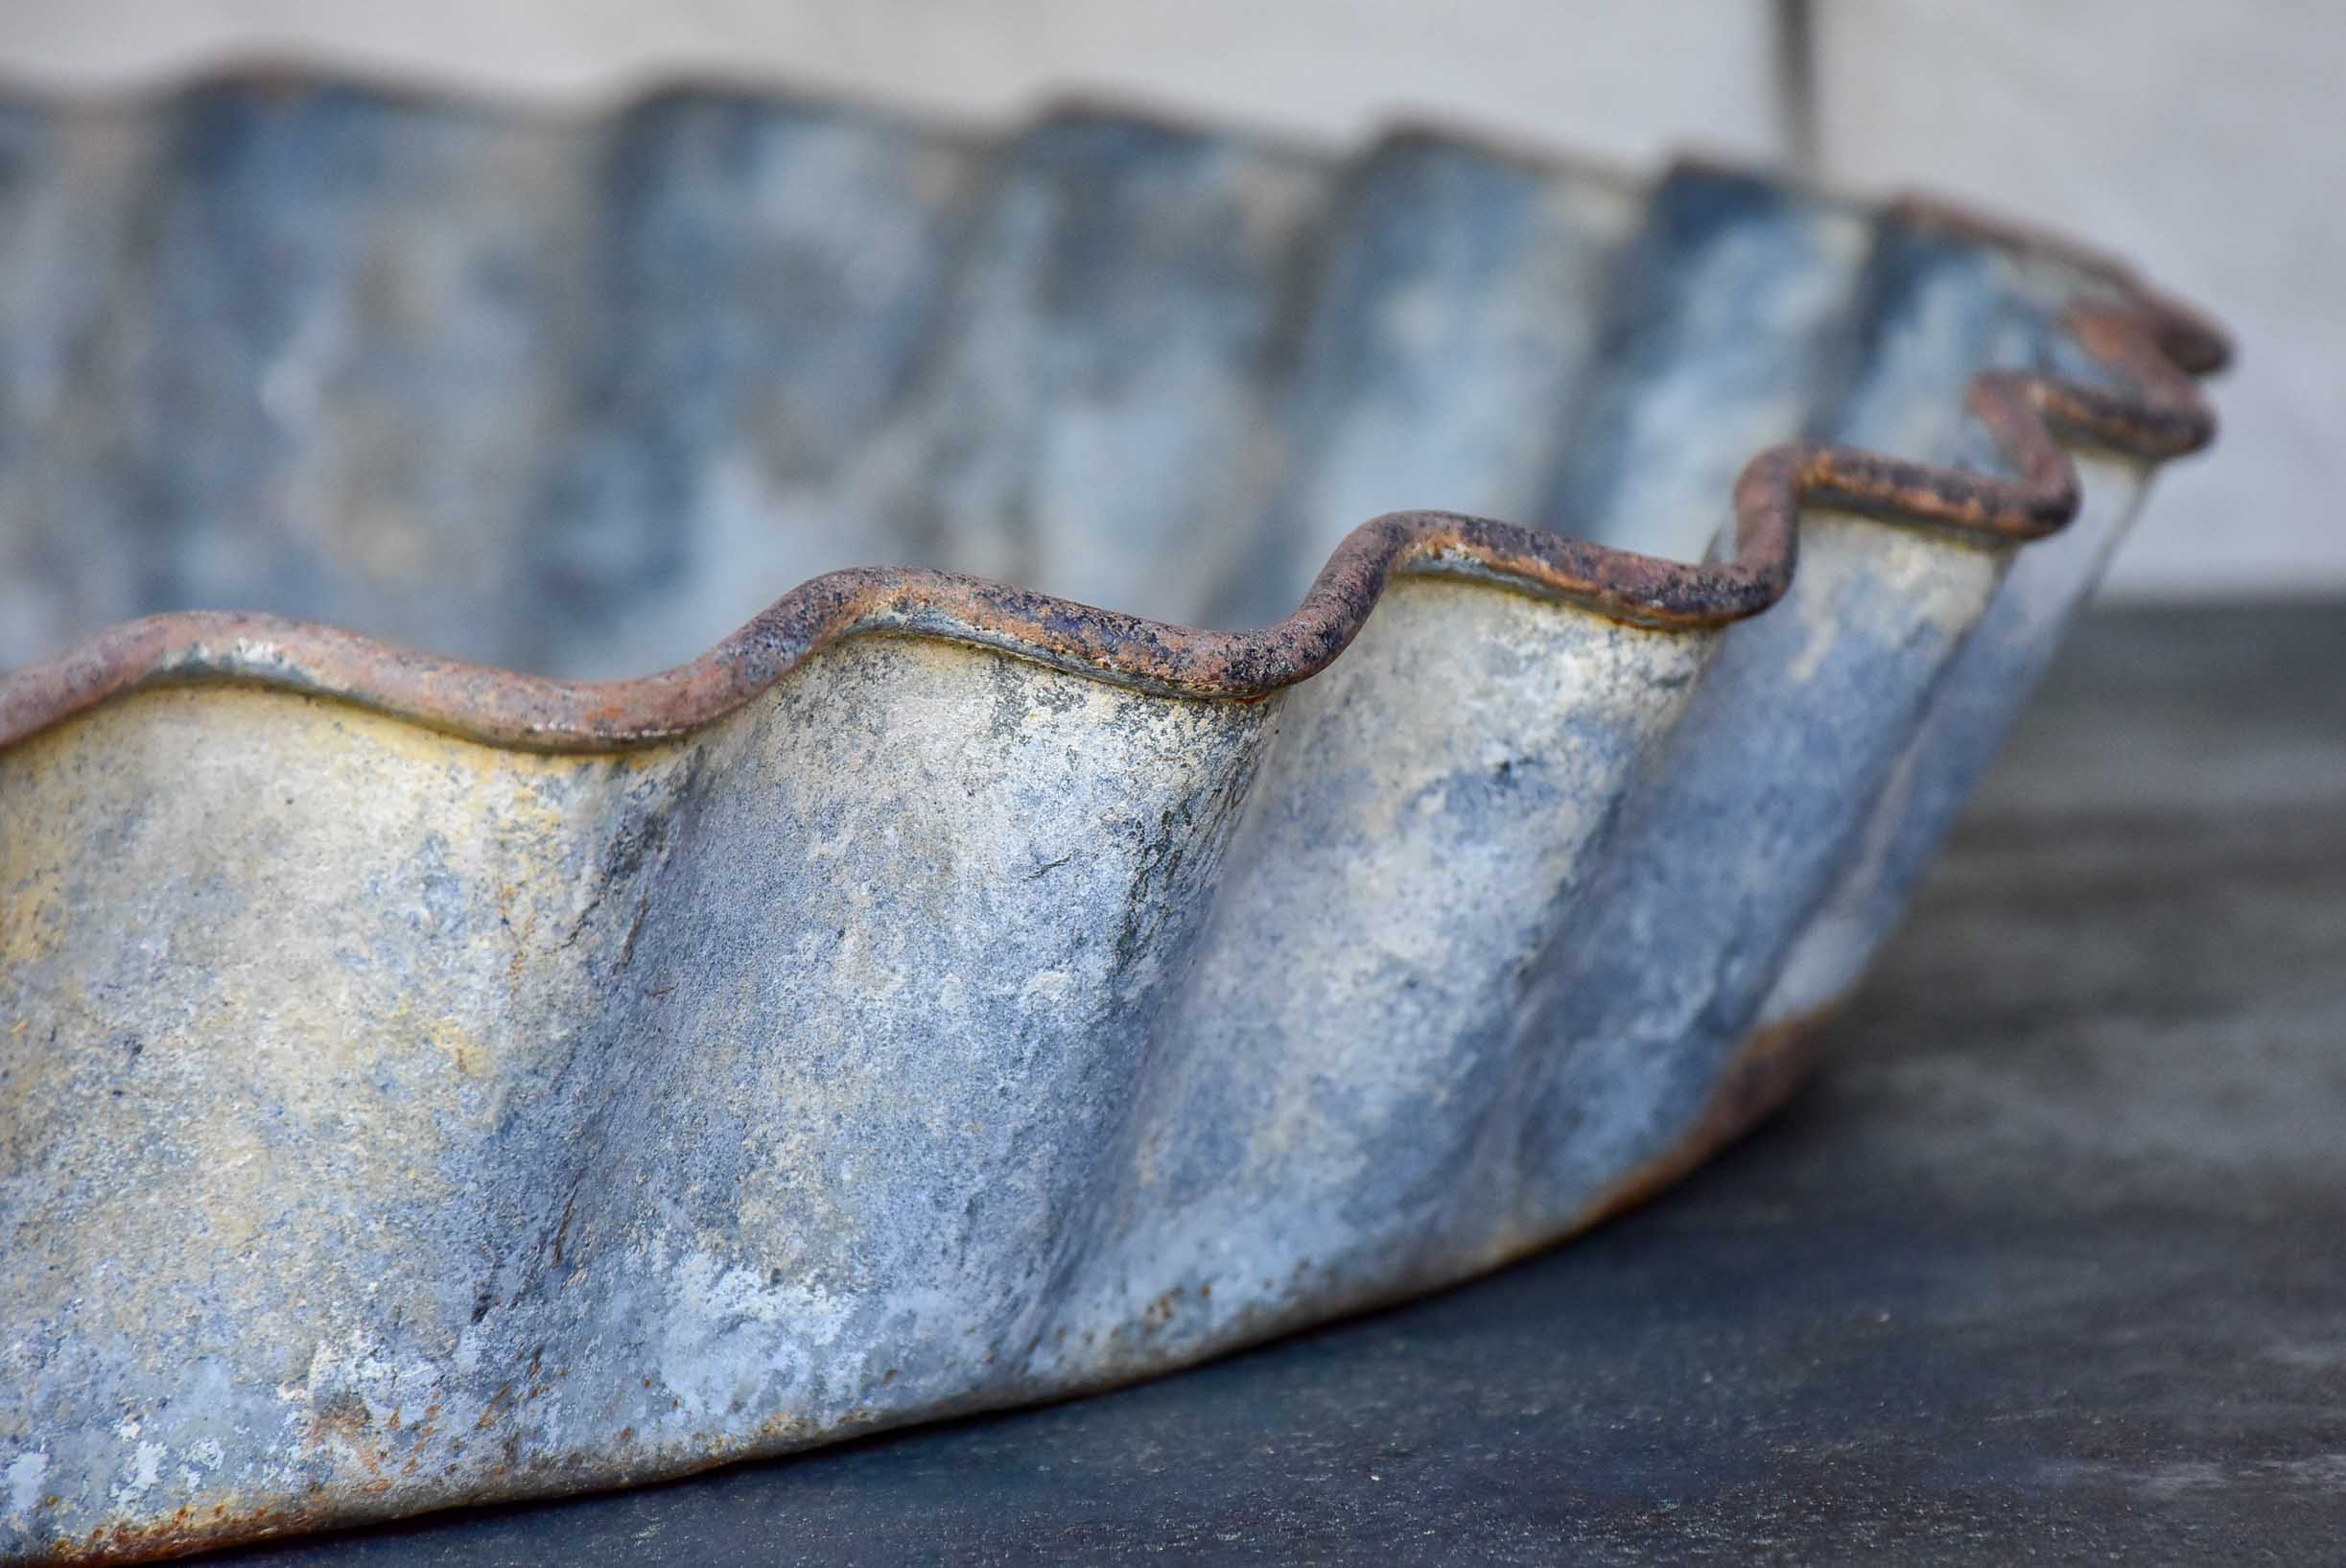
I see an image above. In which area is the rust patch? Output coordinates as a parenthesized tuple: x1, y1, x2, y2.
(36, 1501, 316, 1568)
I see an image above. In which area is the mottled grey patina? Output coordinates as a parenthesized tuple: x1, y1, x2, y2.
(0, 80, 2217, 1564)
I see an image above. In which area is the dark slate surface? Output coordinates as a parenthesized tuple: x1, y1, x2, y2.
(178, 600, 2346, 1565)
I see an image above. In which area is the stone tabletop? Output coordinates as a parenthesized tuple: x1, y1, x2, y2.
(199, 602, 2346, 1567)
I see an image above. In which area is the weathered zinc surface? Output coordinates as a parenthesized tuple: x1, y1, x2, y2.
(0, 79, 2222, 1564)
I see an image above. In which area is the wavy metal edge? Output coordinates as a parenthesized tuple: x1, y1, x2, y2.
(0, 200, 2223, 755)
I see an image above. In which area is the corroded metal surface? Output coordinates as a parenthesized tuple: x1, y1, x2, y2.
(0, 79, 2223, 1565)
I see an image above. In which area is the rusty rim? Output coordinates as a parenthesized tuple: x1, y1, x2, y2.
(0, 184, 2224, 756)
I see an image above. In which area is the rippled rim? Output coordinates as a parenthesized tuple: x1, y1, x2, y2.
(0, 170, 2224, 755)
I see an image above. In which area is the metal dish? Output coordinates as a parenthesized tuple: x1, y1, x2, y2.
(0, 78, 2223, 1565)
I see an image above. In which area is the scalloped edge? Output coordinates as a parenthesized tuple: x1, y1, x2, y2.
(0, 164, 2224, 756)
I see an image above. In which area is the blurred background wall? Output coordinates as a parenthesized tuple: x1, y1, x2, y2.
(2, 0, 2334, 599)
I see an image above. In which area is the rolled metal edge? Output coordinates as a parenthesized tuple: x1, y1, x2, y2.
(0, 217, 2222, 755)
